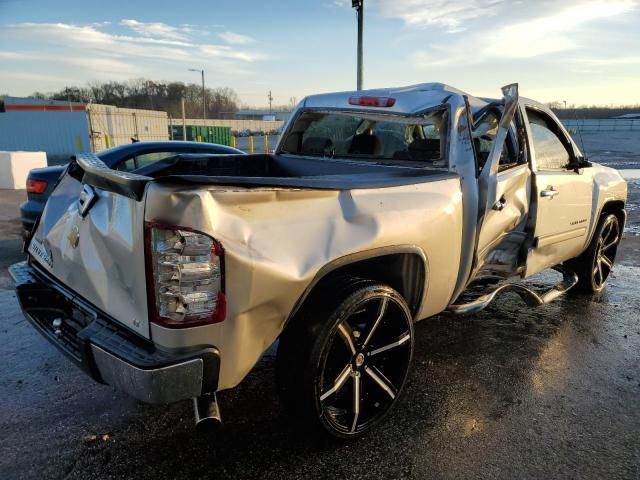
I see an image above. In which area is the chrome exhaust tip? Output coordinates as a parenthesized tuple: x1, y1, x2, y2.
(193, 393, 222, 431)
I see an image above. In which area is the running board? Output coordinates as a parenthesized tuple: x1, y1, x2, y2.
(447, 266, 578, 315)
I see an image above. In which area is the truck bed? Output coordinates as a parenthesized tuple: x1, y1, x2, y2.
(139, 153, 455, 190)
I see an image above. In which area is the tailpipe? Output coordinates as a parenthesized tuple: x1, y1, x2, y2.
(193, 393, 222, 431)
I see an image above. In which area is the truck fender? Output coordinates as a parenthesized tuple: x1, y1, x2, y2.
(284, 245, 429, 329)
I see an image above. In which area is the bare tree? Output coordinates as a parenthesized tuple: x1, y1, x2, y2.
(33, 79, 241, 118)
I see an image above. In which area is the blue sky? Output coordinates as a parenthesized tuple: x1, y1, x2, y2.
(1, 0, 639, 107)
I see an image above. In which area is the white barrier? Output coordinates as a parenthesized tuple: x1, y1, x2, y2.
(0, 151, 48, 189)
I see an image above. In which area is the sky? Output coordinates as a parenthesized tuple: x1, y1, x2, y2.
(1, 0, 639, 107)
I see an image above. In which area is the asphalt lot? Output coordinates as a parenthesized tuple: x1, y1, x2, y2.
(0, 188, 639, 480)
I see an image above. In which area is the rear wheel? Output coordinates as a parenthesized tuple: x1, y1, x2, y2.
(277, 279, 414, 439)
(567, 213, 621, 293)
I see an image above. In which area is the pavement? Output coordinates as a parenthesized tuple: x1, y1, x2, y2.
(0, 187, 639, 480)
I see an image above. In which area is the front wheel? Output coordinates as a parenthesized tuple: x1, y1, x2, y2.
(567, 213, 621, 293)
(277, 280, 414, 439)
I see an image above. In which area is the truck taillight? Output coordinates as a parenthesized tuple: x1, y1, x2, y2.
(145, 223, 225, 328)
(348, 96, 396, 107)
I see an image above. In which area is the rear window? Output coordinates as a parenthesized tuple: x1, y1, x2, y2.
(280, 110, 447, 166)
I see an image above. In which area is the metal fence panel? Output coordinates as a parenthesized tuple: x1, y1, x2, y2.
(176, 118, 284, 133)
(88, 104, 169, 151)
(562, 118, 640, 132)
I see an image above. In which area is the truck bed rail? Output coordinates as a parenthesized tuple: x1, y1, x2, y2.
(76, 153, 151, 201)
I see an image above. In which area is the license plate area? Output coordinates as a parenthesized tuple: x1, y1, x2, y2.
(16, 282, 94, 363)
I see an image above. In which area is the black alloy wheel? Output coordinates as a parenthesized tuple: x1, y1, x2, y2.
(567, 213, 621, 293)
(591, 214, 620, 291)
(277, 280, 414, 439)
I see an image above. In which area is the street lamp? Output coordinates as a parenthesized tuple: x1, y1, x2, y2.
(352, 0, 364, 90)
(188, 68, 206, 120)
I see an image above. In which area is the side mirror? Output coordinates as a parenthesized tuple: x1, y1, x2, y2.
(568, 157, 591, 173)
(580, 158, 592, 168)
(566, 157, 593, 173)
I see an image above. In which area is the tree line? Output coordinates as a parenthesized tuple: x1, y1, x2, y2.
(27, 79, 241, 119)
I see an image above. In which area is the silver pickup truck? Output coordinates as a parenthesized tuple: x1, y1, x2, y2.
(11, 83, 627, 439)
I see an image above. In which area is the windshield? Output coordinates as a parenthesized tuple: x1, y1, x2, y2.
(280, 110, 448, 166)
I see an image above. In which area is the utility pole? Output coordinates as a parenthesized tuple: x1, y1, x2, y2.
(352, 0, 364, 90)
(189, 68, 206, 120)
(268, 90, 273, 114)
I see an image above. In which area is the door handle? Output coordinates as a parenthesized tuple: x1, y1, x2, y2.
(540, 188, 559, 199)
(492, 195, 507, 211)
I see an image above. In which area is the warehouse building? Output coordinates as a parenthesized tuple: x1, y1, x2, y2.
(0, 97, 89, 165)
(0, 97, 169, 165)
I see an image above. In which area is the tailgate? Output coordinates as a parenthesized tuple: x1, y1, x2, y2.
(27, 154, 152, 338)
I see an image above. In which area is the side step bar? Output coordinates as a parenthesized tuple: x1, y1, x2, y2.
(447, 266, 579, 315)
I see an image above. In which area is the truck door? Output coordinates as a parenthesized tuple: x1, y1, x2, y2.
(472, 84, 532, 279)
(523, 107, 594, 276)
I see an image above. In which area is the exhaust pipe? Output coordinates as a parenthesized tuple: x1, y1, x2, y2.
(193, 393, 222, 431)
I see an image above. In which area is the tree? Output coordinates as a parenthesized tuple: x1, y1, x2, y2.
(31, 79, 241, 119)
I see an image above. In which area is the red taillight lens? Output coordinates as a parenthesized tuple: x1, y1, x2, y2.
(348, 96, 396, 107)
(145, 222, 225, 328)
(26, 179, 48, 194)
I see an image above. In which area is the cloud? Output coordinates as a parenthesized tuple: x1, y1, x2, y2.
(120, 19, 189, 40)
(410, 0, 638, 66)
(5, 21, 265, 62)
(374, 0, 506, 32)
(218, 31, 256, 45)
(0, 51, 24, 60)
(0, 20, 267, 93)
(0, 71, 69, 83)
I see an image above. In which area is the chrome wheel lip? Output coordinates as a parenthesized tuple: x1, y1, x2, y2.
(315, 290, 413, 436)
(592, 216, 620, 290)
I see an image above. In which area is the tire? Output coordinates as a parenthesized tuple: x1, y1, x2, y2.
(276, 278, 414, 439)
(566, 213, 621, 293)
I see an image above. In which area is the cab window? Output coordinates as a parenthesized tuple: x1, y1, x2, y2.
(526, 109, 573, 170)
(472, 109, 520, 172)
(282, 110, 447, 166)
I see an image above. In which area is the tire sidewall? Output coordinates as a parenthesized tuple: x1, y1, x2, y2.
(306, 285, 415, 439)
(584, 214, 619, 293)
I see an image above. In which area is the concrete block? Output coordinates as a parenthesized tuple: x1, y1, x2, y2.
(0, 151, 48, 189)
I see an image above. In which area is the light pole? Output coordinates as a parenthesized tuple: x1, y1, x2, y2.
(352, 0, 363, 90)
(189, 68, 206, 120)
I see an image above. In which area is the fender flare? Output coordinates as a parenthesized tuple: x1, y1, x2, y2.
(284, 245, 429, 327)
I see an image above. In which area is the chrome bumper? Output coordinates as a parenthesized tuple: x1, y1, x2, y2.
(11, 260, 220, 404)
(91, 345, 207, 404)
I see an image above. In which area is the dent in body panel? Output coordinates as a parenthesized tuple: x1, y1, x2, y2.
(29, 174, 150, 337)
(144, 179, 463, 389)
(474, 165, 530, 277)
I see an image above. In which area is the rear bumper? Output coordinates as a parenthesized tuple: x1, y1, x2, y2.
(10, 260, 220, 404)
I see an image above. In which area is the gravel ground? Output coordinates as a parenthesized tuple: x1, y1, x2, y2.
(0, 180, 639, 479)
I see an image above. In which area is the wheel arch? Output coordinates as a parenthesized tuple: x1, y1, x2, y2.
(284, 246, 428, 331)
(585, 200, 627, 248)
(600, 200, 627, 229)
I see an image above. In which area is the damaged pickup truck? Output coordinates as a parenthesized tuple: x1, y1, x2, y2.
(11, 83, 627, 439)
